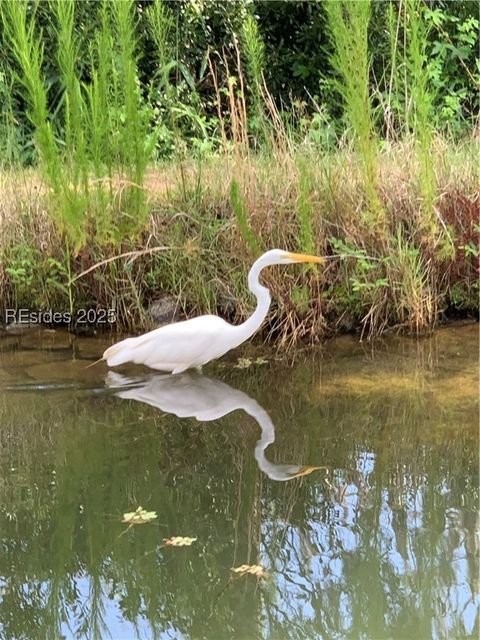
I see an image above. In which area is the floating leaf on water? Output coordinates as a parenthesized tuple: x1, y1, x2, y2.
(122, 506, 157, 525)
(234, 358, 253, 369)
(231, 564, 266, 578)
(163, 536, 197, 547)
(234, 357, 268, 369)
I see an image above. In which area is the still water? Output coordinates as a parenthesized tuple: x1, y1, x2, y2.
(0, 324, 478, 640)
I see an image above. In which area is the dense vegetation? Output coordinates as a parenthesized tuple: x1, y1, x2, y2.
(0, 0, 478, 340)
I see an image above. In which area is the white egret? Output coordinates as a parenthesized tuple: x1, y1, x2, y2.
(106, 371, 323, 481)
(102, 249, 325, 373)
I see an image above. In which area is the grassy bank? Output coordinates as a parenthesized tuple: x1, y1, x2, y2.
(1, 136, 478, 342)
(0, 0, 478, 342)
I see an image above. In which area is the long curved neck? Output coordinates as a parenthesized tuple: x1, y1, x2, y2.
(234, 256, 271, 345)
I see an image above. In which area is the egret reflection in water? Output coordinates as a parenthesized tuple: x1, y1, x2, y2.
(106, 371, 322, 482)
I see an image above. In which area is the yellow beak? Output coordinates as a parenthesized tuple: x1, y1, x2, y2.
(287, 252, 326, 264)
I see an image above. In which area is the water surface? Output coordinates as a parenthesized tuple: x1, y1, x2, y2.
(0, 324, 478, 639)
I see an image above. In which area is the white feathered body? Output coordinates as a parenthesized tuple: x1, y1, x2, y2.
(103, 315, 239, 373)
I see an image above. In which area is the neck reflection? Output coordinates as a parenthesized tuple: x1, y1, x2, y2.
(106, 371, 320, 482)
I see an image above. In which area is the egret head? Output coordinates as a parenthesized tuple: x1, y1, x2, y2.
(260, 249, 326, 266)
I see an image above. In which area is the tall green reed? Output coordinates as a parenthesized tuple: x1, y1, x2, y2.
(54, 0, 86, 188)
(403, 0, 438, 234)
(53, 0, 90, 268)
(241, 14, 267, 146)
(0, 65, 23, 165)
(1, 1, 64, 218)
(1, 0, 160, 318)
(112, 0, 150, 207)
(385, 1, 402, 137)
(146, 0, 175, 92)
(325, 0, 383, 227)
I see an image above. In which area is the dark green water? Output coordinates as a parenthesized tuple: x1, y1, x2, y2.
(0, 324, 478, 640)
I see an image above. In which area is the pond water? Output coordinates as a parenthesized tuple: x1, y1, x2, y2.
(0, 323, 478, 640)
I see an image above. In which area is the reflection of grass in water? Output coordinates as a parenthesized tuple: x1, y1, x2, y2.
(433, 371, 478, 403)
(316, 368, 478, 407)
(307, 322, 479, 417)
(318, 371, 419, 395)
